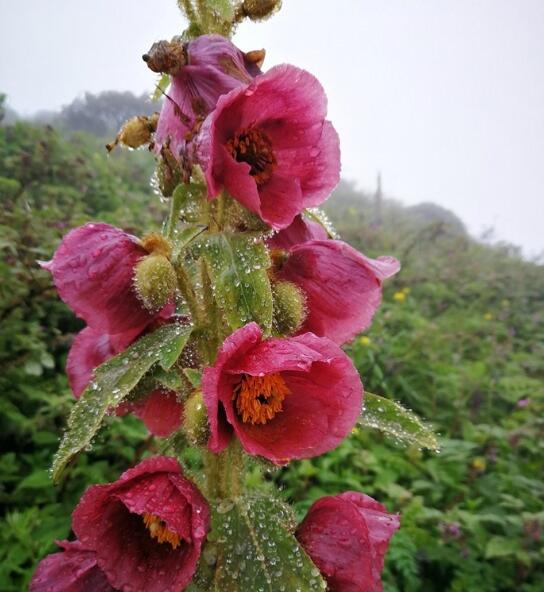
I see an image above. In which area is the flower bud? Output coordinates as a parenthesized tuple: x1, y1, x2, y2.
(241, 0, 282, 21)
(183, 390, 209, 446)
(272, 281, 307, 336)
(106, 113, 159, 152)
(134, 254, 177, 312)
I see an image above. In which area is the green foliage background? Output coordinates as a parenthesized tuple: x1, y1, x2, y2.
(1, 114, 542, 591)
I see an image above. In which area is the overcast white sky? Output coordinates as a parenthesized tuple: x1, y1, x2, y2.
(1, 0, 543, 256)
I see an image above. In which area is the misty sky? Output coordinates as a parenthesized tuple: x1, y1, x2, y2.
(1, 0, 543, 256)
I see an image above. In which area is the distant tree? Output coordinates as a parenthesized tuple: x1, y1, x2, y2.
(57, 91, 159, 136)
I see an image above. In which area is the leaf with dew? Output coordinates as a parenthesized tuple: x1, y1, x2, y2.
(359, 392, 439, 452)
(51, 323, 192, 483)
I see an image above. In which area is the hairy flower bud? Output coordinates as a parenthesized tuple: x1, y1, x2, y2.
(241, 0, 282, 21)
(184, 390, 210, 446)
(272, 281, 307, 336)
(134, 254, 177, 312)
(106, 113, 159, 152)
(143, 40, 187, 76)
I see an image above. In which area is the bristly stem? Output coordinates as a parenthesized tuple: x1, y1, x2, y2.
(165, 184, 185, 240)
(178, 0, 199, 24)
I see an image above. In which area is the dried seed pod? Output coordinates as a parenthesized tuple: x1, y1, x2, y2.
(241, 0, 282, 21)
(143, 40, 187, 76)
(106, 113, 159, 152)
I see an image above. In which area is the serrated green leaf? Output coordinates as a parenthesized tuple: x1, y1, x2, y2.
(192, 495, 326, 592)
(195, 233, 273, 332)
(51, 323, 192, 483)
(359, 392, 439, 452)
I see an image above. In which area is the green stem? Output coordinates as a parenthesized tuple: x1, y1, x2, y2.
(204, 442, 245, 499)
(165, 185, 185, 241)
(178, 0, 198, 23)
(176, 264, 204, 325)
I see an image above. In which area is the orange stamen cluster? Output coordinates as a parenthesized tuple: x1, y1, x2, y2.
(143, 513, 182, 549)
(232, 373, 290, 425)
(226, 127, 277, 185)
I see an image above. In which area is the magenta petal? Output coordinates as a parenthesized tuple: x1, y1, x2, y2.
(198, 64, 340, 229)
(129, 390, 183, 437)
(72, 457, 209, 592)
(258, 174, 303, 230)
(219, 145, 261, 212)
(279, 240, 400, 344)
(203, 324, 362, 463)
(296, 492, 400, 592)
(45, 223, 153, 334)
(267, 215, 328, 250)
(228, 333, 362, 463)
(30, 540, 114, 592)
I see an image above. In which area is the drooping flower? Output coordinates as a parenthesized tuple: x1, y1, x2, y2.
(296, 492, 400, 592)
(268, 215, 400, 344)
(30, 540, 115, 592)
(198, 64, 341, 229)
(66, 320, 183, 438)
(72, 457, 209, 592)
(202, 322, 362, 463)
(153, 34, 263, 159)
(42, 223, 173, 335)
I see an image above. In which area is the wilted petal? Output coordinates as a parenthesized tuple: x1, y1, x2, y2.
(155, 34, 261, 158)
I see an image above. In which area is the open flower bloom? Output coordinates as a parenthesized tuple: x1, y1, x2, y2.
(72, 457, 209, 592)
(198, 64, 340, 229)
(66, 321, 183, 438)
(296, 492, 400, 592)
(30, 540, 115, 592)
(269, 216, 400, 344)
(155, 34, 262, 158)
(42, 223, 158, 335)
(202, 322, 362, 463)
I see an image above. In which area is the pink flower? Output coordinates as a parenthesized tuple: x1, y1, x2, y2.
(66, 322, 183, 437)
(43, 223, 156, 335)
(30, 540, 115, 592)
(296, 492, 400, 592)
(155, 34, 262, 159)
(269, 216, 400, 344)
(72, 457, 209, 592)
(198, 65, 340, 229)
(202, 322, 362, 463)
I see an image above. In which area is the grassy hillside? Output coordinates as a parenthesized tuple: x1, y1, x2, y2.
(0, 120, 542, 591)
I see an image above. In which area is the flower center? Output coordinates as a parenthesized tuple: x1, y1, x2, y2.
(143, 513, 181, 549)
(227, 127, 277, 185)
(232, 373, 290, 425)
